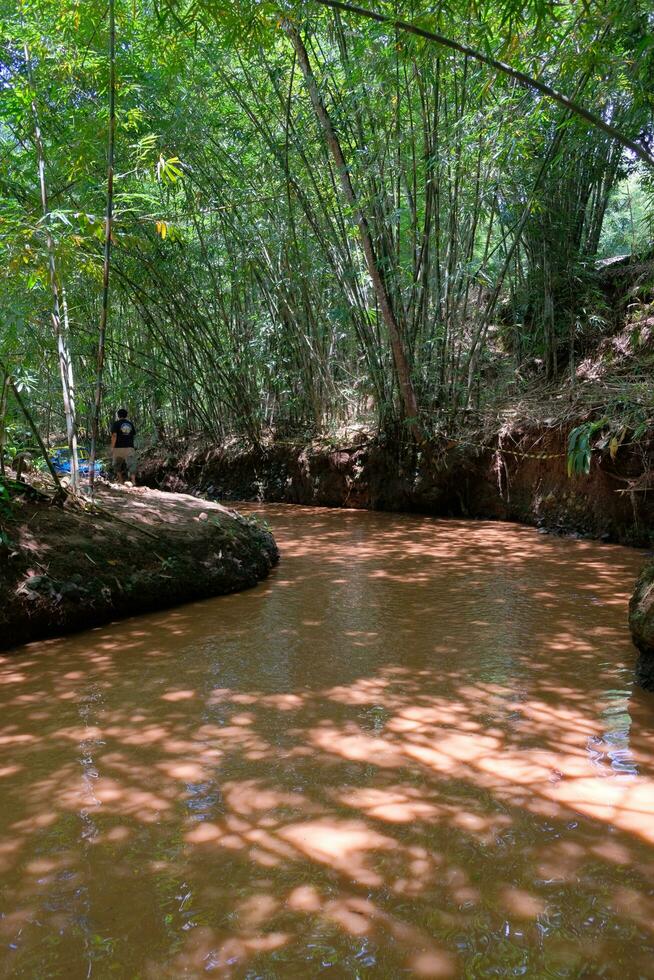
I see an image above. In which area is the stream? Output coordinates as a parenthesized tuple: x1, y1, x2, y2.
(1, 505, 653, 978)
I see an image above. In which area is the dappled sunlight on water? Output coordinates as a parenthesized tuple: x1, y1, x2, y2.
(0, 507, 652, 977)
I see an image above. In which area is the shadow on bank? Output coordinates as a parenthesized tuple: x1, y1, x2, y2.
(0, 485, 278, 649)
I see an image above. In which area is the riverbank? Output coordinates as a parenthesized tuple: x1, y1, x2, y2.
(0, 482, 278, 650)
(139, 423, 654, 547)
(138, 418, 654, 660)
(139, 255, 654, 544)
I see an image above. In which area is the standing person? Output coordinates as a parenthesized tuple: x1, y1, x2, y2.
(110, 408, 136, 484)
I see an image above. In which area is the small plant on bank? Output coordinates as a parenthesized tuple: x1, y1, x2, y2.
(567, 411, 653, 477)
(239, 513, 272, 533)
(0, 480, 12, 519)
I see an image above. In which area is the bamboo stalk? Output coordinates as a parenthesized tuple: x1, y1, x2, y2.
(90, 0, 116, 494)
(285, 21, 423, 443)
(23, 42, 80, 490)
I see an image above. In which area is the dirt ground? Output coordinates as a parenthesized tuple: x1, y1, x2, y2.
(0, 481, 278, 650)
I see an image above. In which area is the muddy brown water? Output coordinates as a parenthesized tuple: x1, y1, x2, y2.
(1, 505, 654, 979)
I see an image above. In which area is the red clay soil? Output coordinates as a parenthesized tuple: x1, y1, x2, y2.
(137, 429, 654, 660)
(0, 483, 278, 650)
(139, 427, 654, 547)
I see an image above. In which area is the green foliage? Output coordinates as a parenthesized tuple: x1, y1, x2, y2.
(599, 172, 653, 258)
(0, 480, 12, 518)
(566, 411, 653, 479)
(0, 0, 652, 447)
(235, 512, 272, 532)
(567, 419, 607, 477)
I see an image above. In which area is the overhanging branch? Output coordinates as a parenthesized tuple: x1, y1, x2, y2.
(313, 0, 654, 169)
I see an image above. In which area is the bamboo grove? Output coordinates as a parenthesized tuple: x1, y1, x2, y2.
(1, 0, 652, 466)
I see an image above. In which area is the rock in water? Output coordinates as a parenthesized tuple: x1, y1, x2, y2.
(629, 561, 654, 656)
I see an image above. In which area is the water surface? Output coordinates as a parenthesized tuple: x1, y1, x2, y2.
(1, 506, 653, 978)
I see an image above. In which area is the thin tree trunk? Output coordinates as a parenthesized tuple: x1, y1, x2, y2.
(90, 0, 116, 493)
(24, 43, 80, 490)
(60, 286, 78, 454)
(0, 357, 64, 495)
(0, 372, 9, 477)
(284, 22, 422, 442)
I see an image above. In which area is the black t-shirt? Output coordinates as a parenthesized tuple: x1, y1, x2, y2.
(111, 418, 136, 448)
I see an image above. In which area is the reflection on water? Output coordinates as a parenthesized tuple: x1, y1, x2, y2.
(0, 506, 653, 978)
(591, 684, 639, 777)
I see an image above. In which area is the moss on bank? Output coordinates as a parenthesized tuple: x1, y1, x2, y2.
(630, 562, 654, 658)
(0, 484, 278, 650)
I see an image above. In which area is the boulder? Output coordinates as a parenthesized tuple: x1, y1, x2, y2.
(629, 561, 654, 655)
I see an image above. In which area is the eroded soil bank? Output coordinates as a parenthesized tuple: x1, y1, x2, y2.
(139, 426, 654, 658)
(140, 427, 654, 547)
(0, 484, 278, 649)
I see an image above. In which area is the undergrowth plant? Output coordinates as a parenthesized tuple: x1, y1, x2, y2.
(0, 479, 13, 519)
(567, 407, 652, 477)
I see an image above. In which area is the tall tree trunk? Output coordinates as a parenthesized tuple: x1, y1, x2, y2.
(90, 0, 116, 492)
(284, 22, 422, 442)
(24, 43, 80, 490)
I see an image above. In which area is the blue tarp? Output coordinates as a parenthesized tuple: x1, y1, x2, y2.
(50, 447, 104, 476)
